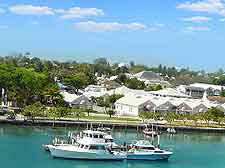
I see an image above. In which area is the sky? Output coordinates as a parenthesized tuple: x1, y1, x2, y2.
(0, 0, 225, 71)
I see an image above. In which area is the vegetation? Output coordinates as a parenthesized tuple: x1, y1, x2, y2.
(1, 55, 225, 127)
(22, 102, 46, 122)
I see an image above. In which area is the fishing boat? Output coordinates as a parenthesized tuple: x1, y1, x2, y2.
(48, 130, 126, 160)
(126, 140, 173, 160)
(44, 129, 117, 151)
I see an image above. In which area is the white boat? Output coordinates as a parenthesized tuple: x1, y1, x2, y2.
(48, 130, 126, 160)
(127, 140, 173, 160)
(44, 129, 117, 151)
(167, 127, 176, 134)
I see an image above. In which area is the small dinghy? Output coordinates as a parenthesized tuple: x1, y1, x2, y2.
(143, 124, 159, 137)
(167, 127, 176, 134)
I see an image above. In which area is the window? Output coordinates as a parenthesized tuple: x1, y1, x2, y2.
(84, 145, 89, 149)
(140, 147, 155, 150)
(105, 139, 114, 143)
(93, 135, 98, 138)
(89, 145, 106, 150)
(89, 146, 98, 150)
(99, 135, 104, 138)
(129, 107, 132, 113)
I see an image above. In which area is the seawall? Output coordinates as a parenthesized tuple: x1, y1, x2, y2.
(1, 118, 225, 133)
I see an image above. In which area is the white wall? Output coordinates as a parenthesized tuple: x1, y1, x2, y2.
(115, 103, 139, 116)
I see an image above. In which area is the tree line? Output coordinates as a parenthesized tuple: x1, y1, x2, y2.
(139, 107, 225, 127)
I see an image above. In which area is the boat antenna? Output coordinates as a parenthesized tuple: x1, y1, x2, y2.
(151, 124, 154, 144)
(157, 134, 160, 148)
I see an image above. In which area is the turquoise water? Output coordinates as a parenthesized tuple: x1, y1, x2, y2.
(1, 125, 225, 168)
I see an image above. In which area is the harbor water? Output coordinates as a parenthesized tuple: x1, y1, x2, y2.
(1, 124, 225, 168)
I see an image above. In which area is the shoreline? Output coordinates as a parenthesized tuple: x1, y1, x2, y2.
(1, 118, 225, 133)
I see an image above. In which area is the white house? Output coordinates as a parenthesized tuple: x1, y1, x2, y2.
(176, 85, 205, 98)
(190, 83, 225, 96)
(115, 95, 151, 116)
(85, 85, 107, 92)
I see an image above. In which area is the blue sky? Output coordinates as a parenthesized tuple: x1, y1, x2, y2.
(0, 0, 225, 70)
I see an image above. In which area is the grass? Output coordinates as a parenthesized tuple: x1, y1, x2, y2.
(166, 120, 225, 128)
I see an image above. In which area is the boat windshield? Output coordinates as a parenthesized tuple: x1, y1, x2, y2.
(105, 139, 114, 143)
(138, 146, 155, 151)
(89, 145, 106, 150)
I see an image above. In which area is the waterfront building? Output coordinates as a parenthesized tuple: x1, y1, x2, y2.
(115, 94, 152, 116)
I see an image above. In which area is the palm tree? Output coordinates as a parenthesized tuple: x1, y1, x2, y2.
(41, 83, 63, 106)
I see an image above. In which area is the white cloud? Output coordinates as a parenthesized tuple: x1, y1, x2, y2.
(9, 5, 54, 15)
(0, 25, 8, 29)
(74, 21, 147, 32)
(57, 7, 104, 20)
(185, 26, 210, 32)
(0, 8, 5, 14)
(182, 16, 211, 22)
(177, 0, 225, 16)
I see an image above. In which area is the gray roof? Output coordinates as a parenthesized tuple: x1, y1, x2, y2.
(71, 95, 93, 106)
(134, 71, 164, 81)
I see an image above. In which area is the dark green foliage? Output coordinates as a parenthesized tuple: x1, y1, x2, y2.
(126, 78, 145, 90)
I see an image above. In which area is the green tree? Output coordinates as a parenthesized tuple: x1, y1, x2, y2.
(190, 114, 200, 127)
(116, 73, 127, 84)
(107, 94, 124, 104)
(48, 107, 60, 127)
(56, 107, 70, 118)
(165, 112, 178, 126)
(22, 102, 45, 123)
(106, 108, 115, 118)
(41, 83, 63, 106)
(207, 107, 224, 120)
(139, 111, 154, 121)
(179, 113, 190, 126)
(126, 78, 145, 90)
(64, 75, 87, 94)
(93, 58, 111, 76)
(71, 108, 85, 120)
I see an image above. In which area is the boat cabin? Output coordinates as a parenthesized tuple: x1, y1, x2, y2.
(76, 142, 108, 152)
(80, 130, 114, 144)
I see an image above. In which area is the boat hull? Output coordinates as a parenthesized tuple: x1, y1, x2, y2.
(49, 146, 126, 161)
(127, 152, 173, 160)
